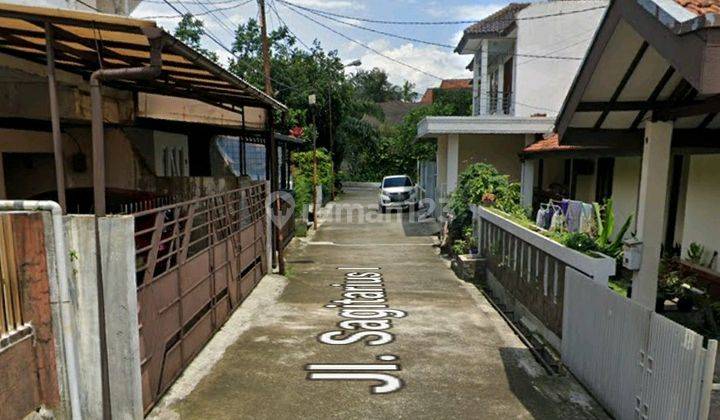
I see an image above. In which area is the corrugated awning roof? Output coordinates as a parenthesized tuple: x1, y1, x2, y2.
(0, 3, 287, 112)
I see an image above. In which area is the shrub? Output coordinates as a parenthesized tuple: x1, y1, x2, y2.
(562, 232, 598, 254)
(593, 199, 632, 258)
(291, 148, 333, 211)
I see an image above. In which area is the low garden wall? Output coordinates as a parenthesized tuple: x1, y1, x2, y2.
(475, 206, 615, 344)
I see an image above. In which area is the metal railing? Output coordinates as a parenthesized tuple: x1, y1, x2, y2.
(132, 182, 268, 412)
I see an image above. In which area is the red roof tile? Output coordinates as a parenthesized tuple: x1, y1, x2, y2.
(439, 79, 472, 89)
(522, 133, 581, 155)
(675, 0, 720, 15)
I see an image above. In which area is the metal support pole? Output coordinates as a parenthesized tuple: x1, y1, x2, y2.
(90, 78, 106, 217)
(45, 23, 67, 214)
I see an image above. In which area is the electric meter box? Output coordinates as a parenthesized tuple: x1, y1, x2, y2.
(622, 238, 643, 271)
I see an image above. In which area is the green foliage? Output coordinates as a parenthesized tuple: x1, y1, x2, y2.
(593, 199, 632, 258)
(341, 103, 457, 181)
(350, 68, 402, 102)
(562, 232, 598, 254)
(432, 88, 472, 116)
(401, 81, 418, 103)
(174, 14, 219, 62)
(449, 163, 525, 242)
(687, 242, 706, 265)
(450, 163, 525, 221)
(452, 226, 478, 255)
(291, 149, 333, 211)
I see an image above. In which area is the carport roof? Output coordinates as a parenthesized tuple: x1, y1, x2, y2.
(0, 3, 287, 112)
(555, 0, 720, 147)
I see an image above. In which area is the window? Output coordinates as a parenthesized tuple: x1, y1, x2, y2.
(383, 176, 412, 188)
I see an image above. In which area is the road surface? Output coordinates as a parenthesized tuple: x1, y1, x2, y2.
(150, 187, 607, 419)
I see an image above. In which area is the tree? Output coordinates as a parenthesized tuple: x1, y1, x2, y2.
(350, 68, 402, 103)
(174, 14, 219, 62)
(401, 80, 418, 103)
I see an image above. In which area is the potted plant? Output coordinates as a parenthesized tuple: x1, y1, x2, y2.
(657, 270, 681, 313)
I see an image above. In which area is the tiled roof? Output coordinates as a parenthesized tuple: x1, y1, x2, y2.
(675, 0, 720, 15)
(420, 79, 472, 104)
(463, 3, 530, 36)
(440, 79, 472, 89)
(522, 133, 581, 155)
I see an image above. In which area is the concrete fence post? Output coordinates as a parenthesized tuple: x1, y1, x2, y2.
(64, 215, 143, 419)
(63, 216, 103, 420)
(98, 216, 143, 419)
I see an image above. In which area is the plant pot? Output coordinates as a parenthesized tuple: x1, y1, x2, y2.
(677, 296, 694, 312)
(656, 297, 666, 313)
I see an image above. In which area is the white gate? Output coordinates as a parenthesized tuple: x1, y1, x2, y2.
(562, 268, 717, 420)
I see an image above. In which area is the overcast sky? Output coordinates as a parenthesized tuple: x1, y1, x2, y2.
(131, 0, 507, 95)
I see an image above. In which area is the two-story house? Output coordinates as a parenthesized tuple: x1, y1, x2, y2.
(416, 1, 607, 209)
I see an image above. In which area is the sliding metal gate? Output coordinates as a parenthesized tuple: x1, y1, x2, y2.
(133, 183, 268, 413)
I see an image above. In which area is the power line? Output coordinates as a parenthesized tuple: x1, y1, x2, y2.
(278, 1, 605, 25)
(143, 0, 251, 5)
(280, 2, 561, 113)
(278, 1, 585, 60)
(143, 0, 254, 19)
(279, 1, 443, 81)
(268, 0, 313, 51)
(76, 0, 100, 12)
(276, 1, 454, 49)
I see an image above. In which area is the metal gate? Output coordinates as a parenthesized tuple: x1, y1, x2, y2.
(133, 183, 268, 413)
(563, 268, 717, 420)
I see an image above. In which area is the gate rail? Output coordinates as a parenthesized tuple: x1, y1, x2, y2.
(133, 182, 268, 413)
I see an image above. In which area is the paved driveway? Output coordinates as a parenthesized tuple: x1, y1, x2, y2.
(151, 187, 607, 419)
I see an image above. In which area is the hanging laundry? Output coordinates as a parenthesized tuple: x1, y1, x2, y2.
(579, 203, 596, 235)
(566, 200, 583, 233)
(549, 204, 566, 231)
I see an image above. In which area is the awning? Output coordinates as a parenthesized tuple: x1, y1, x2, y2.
(555, 0, 720, 147)
(0, 3, 287, 112)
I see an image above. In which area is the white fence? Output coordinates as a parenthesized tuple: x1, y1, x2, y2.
(563, 268, 717, 420)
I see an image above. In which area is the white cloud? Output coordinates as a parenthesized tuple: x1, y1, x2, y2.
(451, 3, 504, 20)
(351, 41, 470, 94)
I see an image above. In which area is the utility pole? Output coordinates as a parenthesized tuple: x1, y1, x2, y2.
(309, 94, 318, 230)
(258, 0, 284, 274)
(328, 88, 335, 200)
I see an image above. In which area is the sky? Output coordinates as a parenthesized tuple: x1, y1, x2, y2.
(130, 0, 509, 95)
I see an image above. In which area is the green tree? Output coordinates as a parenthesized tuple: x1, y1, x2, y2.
(401, 80, 418, 102)
(350, 68, 402, 103)
(174, 14, 219, 62)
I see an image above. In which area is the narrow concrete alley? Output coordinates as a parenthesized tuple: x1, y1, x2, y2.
(150, 187, 607, 419)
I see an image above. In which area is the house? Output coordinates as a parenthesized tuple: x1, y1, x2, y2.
(550, 0, 720, 307)
(416, 1, 608, 209)
(5, 0, 143, 15)
(473, 1, 720, 417)
(0, 4, 294, 418)
(419, 78, 471, 105)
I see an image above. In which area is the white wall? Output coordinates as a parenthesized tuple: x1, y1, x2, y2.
(514, 1, 607, 117)
(681, 154, 720, 270)
(2, 0, 141, 15)
(610, 157, 641, 237)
